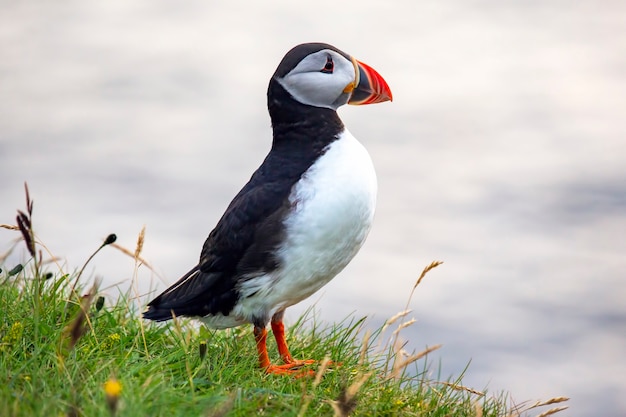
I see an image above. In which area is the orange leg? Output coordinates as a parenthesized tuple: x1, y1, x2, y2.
(253, 325, 313, 376)
(270, 312, 315, 366)
(253, 325, 273, 370)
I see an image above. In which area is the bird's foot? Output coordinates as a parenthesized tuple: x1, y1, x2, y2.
(264, 362, 315, 377)
(264, 358, 341, 377)
(282, 358, 316, 366)
(284, 357, 342, 368)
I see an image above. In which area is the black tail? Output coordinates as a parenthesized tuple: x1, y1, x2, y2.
(142, 306, 175, 322)
(143, 265, 202, 322)
(142, 265, 239, 321)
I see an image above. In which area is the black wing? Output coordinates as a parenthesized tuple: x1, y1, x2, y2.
(143, 165, 296, 321)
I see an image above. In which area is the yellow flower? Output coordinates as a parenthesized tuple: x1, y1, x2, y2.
(102, 333, 121, 350)
(104, 378, 121, 414)
(0, 321, 23, 352)
(104, 378, 122, 397)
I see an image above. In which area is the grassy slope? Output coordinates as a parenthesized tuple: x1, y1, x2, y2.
(0, 264, 515, 417)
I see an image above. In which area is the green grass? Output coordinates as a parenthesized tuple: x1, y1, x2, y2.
(0, 186, 568, 416)
(0, 265, 501, 417)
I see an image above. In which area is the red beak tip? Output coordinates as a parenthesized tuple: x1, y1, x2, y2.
(352, 59, 393, 105)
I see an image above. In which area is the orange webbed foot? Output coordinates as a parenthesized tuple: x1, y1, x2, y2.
(282, 358, 316, 366)
(264, 362, 315, 377)
(265, 358, 341, 378)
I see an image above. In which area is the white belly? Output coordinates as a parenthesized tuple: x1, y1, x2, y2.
(233, 129, 377, 322)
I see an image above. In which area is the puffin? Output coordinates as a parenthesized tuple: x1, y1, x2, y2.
(144, 42, 392, 374)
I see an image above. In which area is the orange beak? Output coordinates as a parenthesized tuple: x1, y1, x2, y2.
(347, 59, 393, 105)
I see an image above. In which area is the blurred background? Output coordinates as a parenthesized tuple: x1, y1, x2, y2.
(1, 1, 625, 415)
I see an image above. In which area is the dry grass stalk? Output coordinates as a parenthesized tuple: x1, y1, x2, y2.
(474, 401, 484, 417)
(380, 310, 412, 335)
(385, 310, 412, 326)
(441, 381, 485, 396)
(1, 228, 27, 264)
(507, 395, 570, 417)
(391, 318, 417, 336)
(388, 344, 442, 380)
(170, 312, 185, 345)
(534, 406, 569, 417)
(128, 226, 153, 357)
(329, 372, 372, 417)
(527, 397, 569, 409)
(110, 243, 154, 271)
(313, 356, 332, 387)
(379, 310, 412, 345)
(297, 356, 333, 417)
(140, 375, 154, 389)
(392, 336, 409, 356)
(134, 225, 146, 260)
(401, 260, 443, 315)
(358, 330, 371, 366)
(414, 260, 444, 290)
(390, 261, 443, 351)
(65, 280, 99, 350)
(0, 243, 18, 265)
(397, 348, 410, 359)
(402, 261, 443, 317)
(505, 401, 523, 417)
(41, 256, 63, 265)
(345, 372, 372, 402)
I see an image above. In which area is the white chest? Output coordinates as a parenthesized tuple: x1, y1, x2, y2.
(272, 129, 377, 303)
(230, 129, 377, 325)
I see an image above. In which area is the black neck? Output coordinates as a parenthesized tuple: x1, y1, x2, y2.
(267, 78, 344, 150)
(243, 79, 346, 185)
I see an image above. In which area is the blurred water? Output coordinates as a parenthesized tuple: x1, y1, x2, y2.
(1, 1, 625, 415)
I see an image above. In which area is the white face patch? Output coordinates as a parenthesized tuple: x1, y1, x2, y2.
(276, 49, 356, 110)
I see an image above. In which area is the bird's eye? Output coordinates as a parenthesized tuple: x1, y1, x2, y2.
(320, 56, 334, 74)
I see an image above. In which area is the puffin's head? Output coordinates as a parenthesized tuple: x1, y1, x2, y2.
(271, 43, 392, 110)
